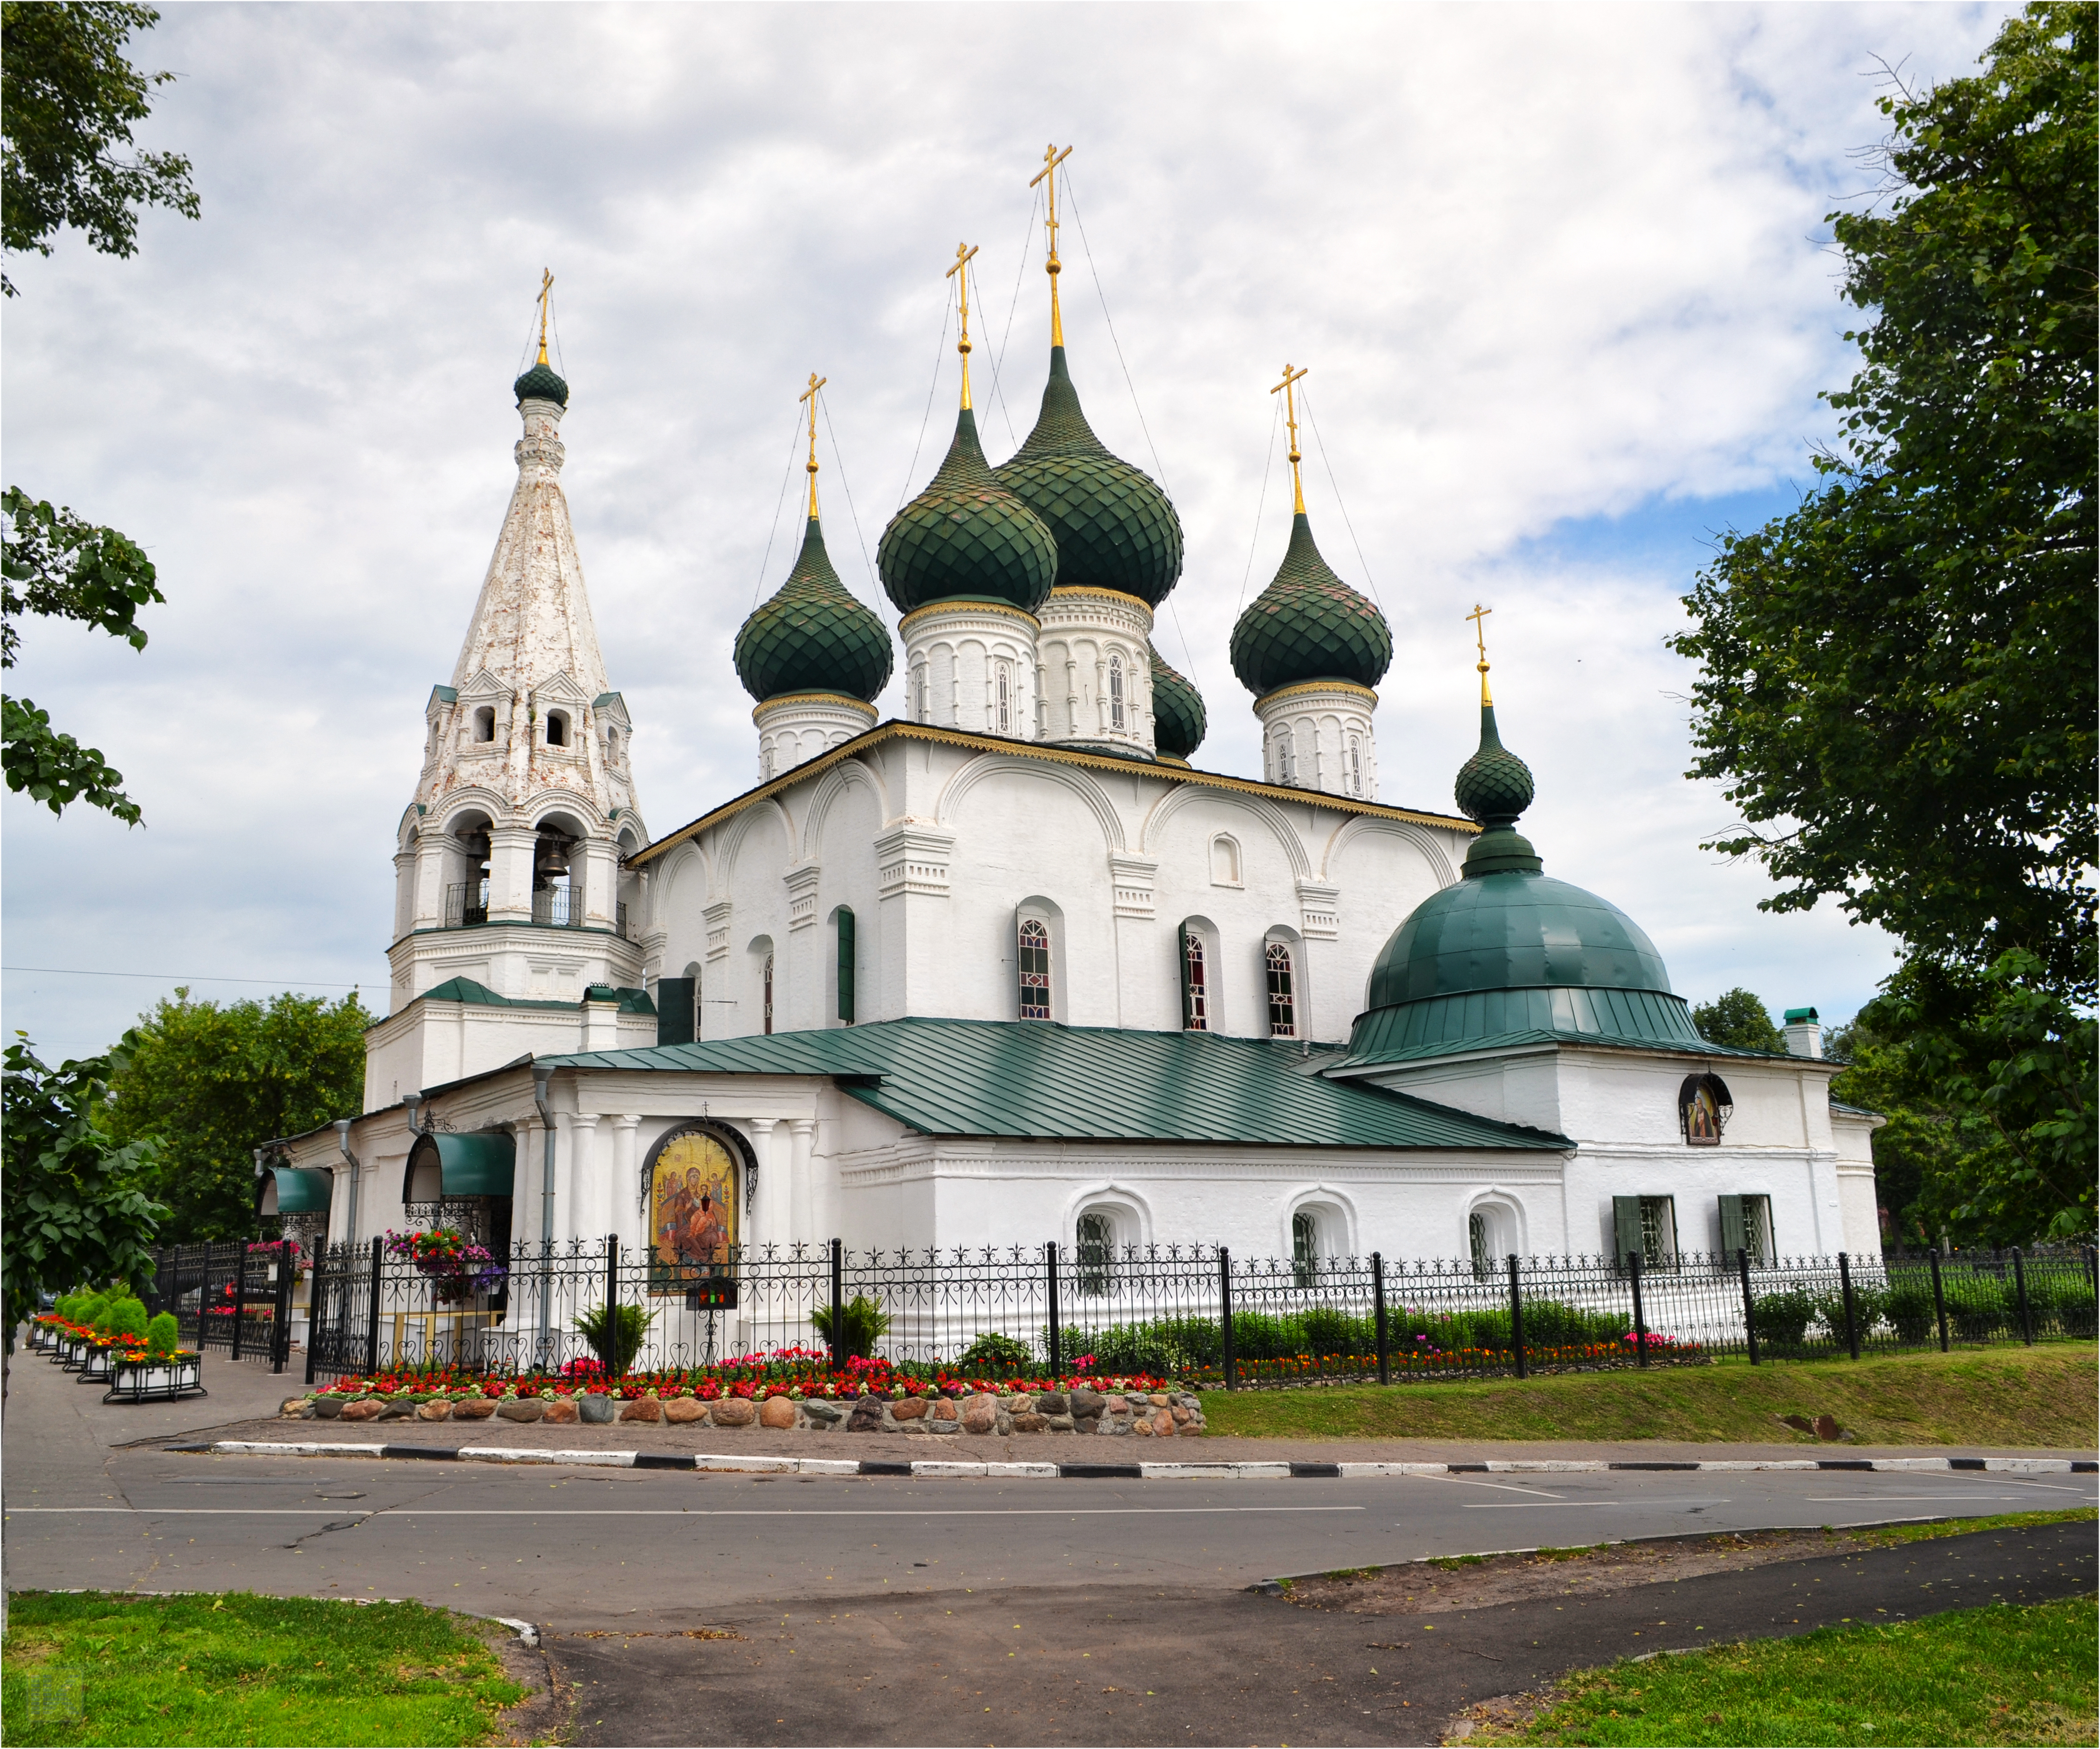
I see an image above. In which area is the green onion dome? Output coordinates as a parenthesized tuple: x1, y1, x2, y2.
(991, 348, 1183, 608)
(1229, 512, 1392, 697)
(878, 408, 1057, 617)
(1345, 699, 1703, 1064)
(513, 361, 570, 407)
(1149, 643, 1206, 762)
(735, 515, 893, 706)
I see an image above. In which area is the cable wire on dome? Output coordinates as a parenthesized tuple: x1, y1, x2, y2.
(1234, 394, 1283, 619)
(750, 409, 805, 611)
(895, 277, 956, 511)
(1301, 380, 1385, 611)
(985, 188, 1040, 452)
(819, 390, 882, 614)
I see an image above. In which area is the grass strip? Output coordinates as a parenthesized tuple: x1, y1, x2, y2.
(1467, 1596, 2099, 1746)
(1197, 1344, 2097, 1446)
(1, 1590, 526, 1747)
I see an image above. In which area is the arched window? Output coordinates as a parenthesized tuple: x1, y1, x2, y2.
(1292, 1210, 1319, 1287)
(1275, 728, 1296, 784)
(473, 706, 496, 743)
(1109, 653, 1126, 729)
(913, 662, 928, 723)
(1469, 1210, 1492, 1278)
(546, 711, 569, 747)
(1348, 736, 1363, 797)
(835, 907, 856, 1026)
(1266, 942, 1296, 1038)
(1017, 919, 1052, 1019)
(1679, 1073, 1732, 1146)
(761, 744, 777, 780)
(1075, 1208, 1114, 1296)
(763, 953, 775, 1035)
(1179, 925, 1209, 1031)
(996, 663, 1011, 735)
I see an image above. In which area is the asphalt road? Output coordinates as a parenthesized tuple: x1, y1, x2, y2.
(5, 1448, 2093, 1624)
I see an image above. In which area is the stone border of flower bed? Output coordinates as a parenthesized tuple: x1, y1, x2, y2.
(282, 1387, 1207, 1437)
(183, 1443, 2095, 1477)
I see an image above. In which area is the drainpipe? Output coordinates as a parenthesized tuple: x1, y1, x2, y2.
(531, 1062, 557, 1365)
(332, 1121, 361, 1250)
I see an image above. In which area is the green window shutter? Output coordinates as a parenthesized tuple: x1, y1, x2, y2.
(836, 908, 856, 1026)
(1718, 1194, 1746, 1255)
(1612, 1196, 1643, 1267)
(1178, 924, 1196, 1030)
(655, 978, 696, 1046)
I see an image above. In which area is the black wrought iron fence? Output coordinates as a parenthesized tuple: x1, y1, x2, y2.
(288, 1235, 2098, 1389)
(143, 1240, 298, 1372)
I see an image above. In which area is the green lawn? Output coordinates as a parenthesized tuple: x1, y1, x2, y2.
(1469, 1597, 2099, 1746)
(1, 1591, 527, 1747)
(1197, 1344, 2098, 1446)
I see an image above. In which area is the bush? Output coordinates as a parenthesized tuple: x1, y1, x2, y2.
(145, 1312, 181, 1357)
(1943, 1272, 2010, 1340)
(572, 1302, 655, 1375)
(1301, 1306, 1376, 1356)
(811, 1294, 890, 1359)
(1070, 1318, 1216, 1376)
(1751, 1289, 1820, 1348)
(1882, 1275, 1939, 1342)
(955, 1331, 1034, 1373)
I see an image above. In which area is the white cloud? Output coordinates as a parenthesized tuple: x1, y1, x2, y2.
(2, 1, 2010, 1056)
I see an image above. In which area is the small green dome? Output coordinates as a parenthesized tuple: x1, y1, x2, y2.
(513, 361, 570, 407)
(992, 347, 1183, 608)
(1229, 513, 1392, 697)
(878, 409, 1057, 617)
(735, 515, 893, 705)
(1150, 643, 1206, 761)
(1454, 702, 1543, 877)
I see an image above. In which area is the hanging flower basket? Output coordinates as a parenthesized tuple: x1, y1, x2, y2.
(104, 1349, 206, 1404)
(385, 1228, 505, 1305)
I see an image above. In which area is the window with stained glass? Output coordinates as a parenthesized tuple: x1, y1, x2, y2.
(1018, 919, 1052, 1020)
(1180, 926, 1209, 1031)
(1265, 942, 1296, 1037)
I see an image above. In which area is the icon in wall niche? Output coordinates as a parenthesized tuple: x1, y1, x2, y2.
(647, 1127, 739, 1297)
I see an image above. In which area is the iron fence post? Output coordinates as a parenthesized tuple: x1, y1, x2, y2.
(1219, 1248, 1236, 1391)
(1371, 1252, 1389, 1386)
(828, 1238, 844, 1371)
(604, 1230, 620, 1351)
(273, 1245, 294, 1374)
(1930, 1247, 1949, 1353)
(1629, 1251, 1648, 1367)
(364, 1236, 383, 1378)
(1046, 1240, 1062, 1378)
(1838, 1251, 1860, 1359)
(1738, 1247, 1760, 1366)
(304, 1247, 322, 1385)
(231, 1244, 248, 1363)
(2011, 1247, 2033, 1344)
(1506, 1256, 1527, 1380)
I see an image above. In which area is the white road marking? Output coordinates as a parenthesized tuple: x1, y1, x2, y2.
(5, 1504, 1368, 1519)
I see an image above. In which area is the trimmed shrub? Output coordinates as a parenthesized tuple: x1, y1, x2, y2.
(1750, 1289, 1820, 1348)
(1882, 1275, 1939, 1343)
(107, 1298, 149, 1343)
(1943, 1272, 2011, 1340)
(146, 1313, 181, 1357)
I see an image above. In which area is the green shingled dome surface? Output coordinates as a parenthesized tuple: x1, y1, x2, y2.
(878, 409, 1057, 615)
(992, 347, 1184, 608)
(513, 362, 570, 407)
(1150, 643, 1206, 760)
(1229, 513, 1392, 696)
(1455, 704, 1535, 824)
(736, 516, 894, 704)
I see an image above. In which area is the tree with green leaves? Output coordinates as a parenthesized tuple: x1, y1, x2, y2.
(1, 0, 198, 296)
(1670, 4, 2095, 1243)
(1690, 988, 1786, 1053)
(107, 989, 372, 1243)
(2, 1038, 167, 1368)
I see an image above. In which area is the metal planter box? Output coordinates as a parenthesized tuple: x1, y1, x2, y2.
(104, 1355, 206, 1404)
(79, 1345, 116, 1383)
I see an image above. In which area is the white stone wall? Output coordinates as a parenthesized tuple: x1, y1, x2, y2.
(1034, 586, 1155, 756)
(900, 603, 1040, 738)
(1255, 681, 1379, 800)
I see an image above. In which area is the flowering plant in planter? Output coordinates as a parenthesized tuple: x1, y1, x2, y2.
(105, 1312, 205, 1404)
(383, 1227, 504, 1303)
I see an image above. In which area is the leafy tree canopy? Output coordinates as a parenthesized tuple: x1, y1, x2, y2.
(1691, 987, 1787, 1053)
(0, 0, 198, 296)
(1671, 3, 2096, 1002)
(1, 485, 165, 822)
(107, 988, 372, 1242)
(2, 1037, 166, 1349)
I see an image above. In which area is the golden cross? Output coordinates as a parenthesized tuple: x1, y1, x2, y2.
(947, 242, 979, 409)
(798, 372, 827, 519)
(536, 268, 554, 366)
(1030, 143, 1073, 347)
(1271, 363, 1309, 514)
(1467, 603, 1494, 704)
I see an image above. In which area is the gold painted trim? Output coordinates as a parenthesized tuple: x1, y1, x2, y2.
(898, 600, 1042, 637)
(750, 692, 880, 726)
(630, 720, 1476, 870)
(1042, 586, 1154, 618)
(1256, 678, 1380, 709)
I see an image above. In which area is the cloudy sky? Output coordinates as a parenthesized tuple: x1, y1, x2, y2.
(3, 1, 2012, 1059)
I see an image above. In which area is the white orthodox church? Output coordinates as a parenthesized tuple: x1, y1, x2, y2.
(267, 184, 1882, 1279)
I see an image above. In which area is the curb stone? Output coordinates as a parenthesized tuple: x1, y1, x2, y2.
(192, 1441, 2098, 1478)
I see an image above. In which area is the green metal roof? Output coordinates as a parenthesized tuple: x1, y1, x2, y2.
(878, 409, 1058, 615)
(513, 361, 570, 407)
(1230, 512, 1392, 697)
(416, 977, 652, 1016)
(736, 515, 893, 704)
(1149, 642, 1206, 760)
(545, 1016, 1568, 1151)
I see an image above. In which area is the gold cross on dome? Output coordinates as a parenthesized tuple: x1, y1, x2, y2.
(1467, 602, 1494, 704)
(1271, 363, 1309, 514)
(1030, 143, 1073, 346)
(535, 268, 554, 366)
(799, 372, 827, 519)
(947, 242, 979, 409)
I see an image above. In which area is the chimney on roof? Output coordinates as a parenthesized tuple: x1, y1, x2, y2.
(1782, 1006, 1823, 1059)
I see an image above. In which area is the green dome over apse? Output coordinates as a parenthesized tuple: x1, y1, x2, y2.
(735, 515, 894, 706)
(1229, 513, 1393, 697)
(513, 362, 570, 407)
(878, 408, 1058, 617)
(1344, 698, 1705, 1066)
(1149, 643, 1206, 761)
(992, 347, 1183, 608)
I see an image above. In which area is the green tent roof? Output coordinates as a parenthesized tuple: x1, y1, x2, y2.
(545, 1015, 1568, 1151)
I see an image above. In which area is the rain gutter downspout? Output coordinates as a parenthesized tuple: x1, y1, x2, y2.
(332, 1121, 361, 1250)
(531, 1063, 557, 1366)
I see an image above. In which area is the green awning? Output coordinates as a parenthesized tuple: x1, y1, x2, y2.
(406, 1131, 516, 1199)
(264, 1166, 333, 1215)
